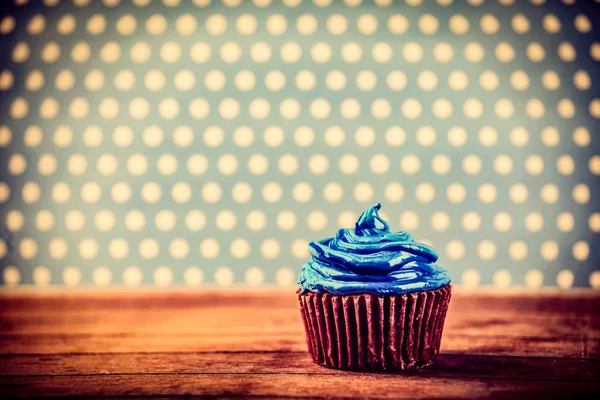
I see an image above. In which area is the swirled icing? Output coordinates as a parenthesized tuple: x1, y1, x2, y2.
(298, 203, 451, 295)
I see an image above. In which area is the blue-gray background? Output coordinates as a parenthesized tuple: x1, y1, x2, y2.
(0, 0, 599, 289)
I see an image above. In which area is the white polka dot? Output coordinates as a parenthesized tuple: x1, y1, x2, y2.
(245, 267, 264, 287)
(171, 182, 192, 204)
(95, 210, 115, 232)
(433, 42, 454, 63)
(461, 269, 480, 288)
(291, 239, 309, 259)
(449, 14, 469, 35)
(216, 153, 238, 176)
(220, 98, 241, 120)
(341, 42, 363, 63)
(266, 14, 287, 35)
(219, 42, 241, 63)
(7, 210, 24, 232)
(400, 211, 419, 231)
(261, 239, 281, 259)
(249, 98, 271, 120)
(21, 181, 40, 204)
(385, 127, 406, 147)
(215, 267, 234, 287)
(215, 210, 237, 231)
(431, 154, 451, 175)
(558, 42, 576, 62)
(248, 154, 269, 175)
(52, 182, 71, 203)
(525, 155, 544, 175)
(368, 43, 392, 64)
(275, 267, 295, 287)
(338, 211, 357, 229)
(185, 210, 205, 231)
(263, 182, 283, 203)
(509, 241, 528, 261)
(447, 183, 466, 203)
(311, 42, 332, 63)
(264, 71, 285, 92)
(557, 270, 574, 289)
(109, 238, 129, 260)
(401, 42, 421, 63)
(589, 271, 600, 289)
(353, 182, 374, 203)
(276, 210, 297, 231)
(557, 213, 574, 234)
(357, 14, 378, 35)
(206, 14, 227, 35)
(289, 182, 313, 204)
(297, 14, 317, 35)
(2, 266, 20, 286)
(79, 238, 98, 260)
(478, 183, 497, 204)
(416, 183, 435, 203)
(181, 267, 203, 287)
(496, 42, 515, 62)
(574, 70, 591, 90)
(382, 182, 403, 203)
(168, 239, 189, 260)
(493, 212, 512, 232)
(476, 126, 497, 147)
(154, 210, 175, 232)
(493, 269, 512, 288)
(251, 42, 272, 63)
(246, 210, 266, 231)
(541, 184, 559, 204)
(478, 240, 496, 260)
(573, 183, 590, 204)
(232, 182, 253, 203)
(327, 14, 347, 35)
(295, 70, 316, 92)
(236, 14, 256, 35)
(432, 99, 453, 120)
(370, 154, 390, 175)
(228, 238, 250, 259)
(340, 98, 361, 119)
(190, 98, 211, 120)
(462, 154, 482, 175)
(446, 240, 465, 261)
(401, 154, 421, 175)
(388, 14, 408, 34)
(418, 14, 438, 34)
(402, 99, 422, 119)
(540, 241, 558, 262)
(462, 211, 481, 232)
(279, 154, 299, 175)
(326, 71, 346, 91)
(280, 42, 302, 63)
(121, 266, 142, 287)
(61, 266, 81, 287)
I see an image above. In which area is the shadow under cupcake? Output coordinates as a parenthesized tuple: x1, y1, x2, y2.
(297, 203, 452, 372)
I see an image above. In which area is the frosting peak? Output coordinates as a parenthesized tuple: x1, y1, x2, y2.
(298, 203, 451, 295)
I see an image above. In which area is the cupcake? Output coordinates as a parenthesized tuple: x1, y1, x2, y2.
(298, 203, 451, 371)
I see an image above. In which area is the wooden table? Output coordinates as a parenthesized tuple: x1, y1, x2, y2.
(0, 288, 598, 399)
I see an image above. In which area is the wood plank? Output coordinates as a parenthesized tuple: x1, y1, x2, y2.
(0, 332, 596, 359)
(1, 309, 596, 339)
(0, 373, 598, 399)
(1, 352, 598, 382)
(1, 289, 598, 316)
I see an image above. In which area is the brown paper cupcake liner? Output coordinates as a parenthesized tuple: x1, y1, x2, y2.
(298, 284, 452, 371)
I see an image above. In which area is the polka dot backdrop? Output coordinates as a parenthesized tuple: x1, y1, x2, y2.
(0, 0, 599, 289)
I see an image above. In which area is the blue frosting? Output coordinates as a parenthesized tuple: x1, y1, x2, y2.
(298, 203, 451, 295)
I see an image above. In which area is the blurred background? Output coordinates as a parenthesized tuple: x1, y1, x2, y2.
(0, 0, 598, 290)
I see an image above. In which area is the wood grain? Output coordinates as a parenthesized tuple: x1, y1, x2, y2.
(1, 373, 598, 399)
(0, 289, 599, 398)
